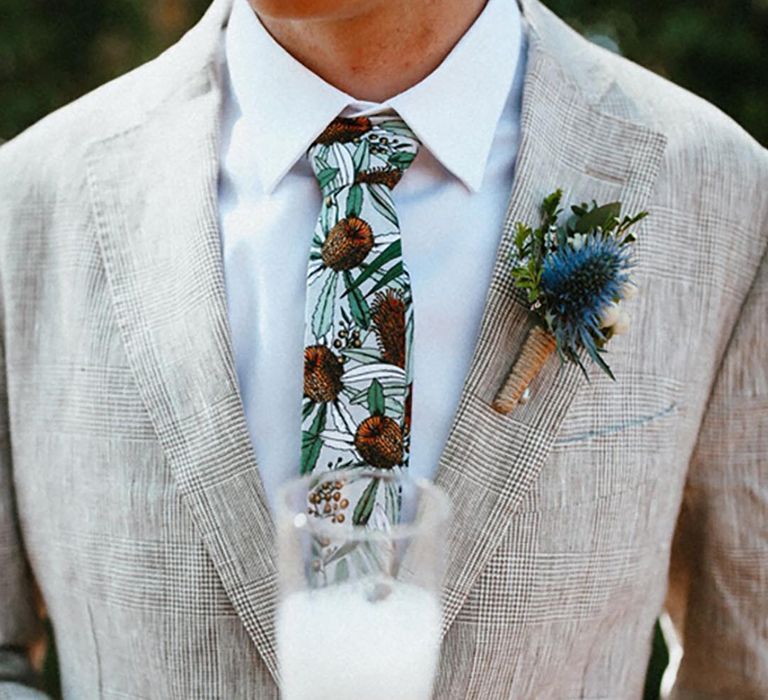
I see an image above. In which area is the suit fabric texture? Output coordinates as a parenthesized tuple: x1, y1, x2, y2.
(0, 0, 766, 697)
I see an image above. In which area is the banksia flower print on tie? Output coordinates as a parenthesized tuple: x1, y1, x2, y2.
(302, 116, 420, 525)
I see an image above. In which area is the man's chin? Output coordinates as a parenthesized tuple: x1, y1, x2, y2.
(247, 0, 384, 22)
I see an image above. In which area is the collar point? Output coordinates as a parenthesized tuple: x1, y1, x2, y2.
(459, 170, 485, 194)
(260, 179, 280, 196)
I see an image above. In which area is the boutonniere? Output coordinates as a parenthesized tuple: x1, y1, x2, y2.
(492, 189, 647, 414)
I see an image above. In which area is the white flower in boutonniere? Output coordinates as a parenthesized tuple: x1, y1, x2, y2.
(492, 189, 647, 414)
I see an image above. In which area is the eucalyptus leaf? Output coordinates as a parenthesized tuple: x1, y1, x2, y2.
(300, 433, 323, 475)
(306, 402, 327, 437)
(311, 271, 338, 339)
(388, 151, 416, 168)
(369, 183, 399, 226)
(313, 154, 331, 171)
(367, 379, 386, 416)
(348, 383, 406, 405)
(352, 139, 370, 171)
(334, 558, 350, 583)
(316, 167, 339, 190)
(301, 399, 315, 422)
(346, 184, 363, 218)
(364, 261, 404, 298)
(342, 240, 401, 296)
(300, 403, 327, 474)
(352, 479, 380, 525)
(343, 270, 371, 329)
(378, 119, 416, 137)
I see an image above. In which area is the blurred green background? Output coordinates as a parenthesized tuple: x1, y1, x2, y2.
(1, 0, 765, 697)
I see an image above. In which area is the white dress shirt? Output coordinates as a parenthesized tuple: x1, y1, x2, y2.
(219, 0, 528, 511)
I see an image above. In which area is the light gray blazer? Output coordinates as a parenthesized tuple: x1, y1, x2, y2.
(1, 0, 766, 697)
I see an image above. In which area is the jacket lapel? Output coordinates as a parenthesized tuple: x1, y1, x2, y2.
(433, 0, 668, 636)
(84, 0, 284, 680)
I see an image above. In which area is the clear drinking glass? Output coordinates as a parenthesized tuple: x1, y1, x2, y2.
(276, 468, 450, 700)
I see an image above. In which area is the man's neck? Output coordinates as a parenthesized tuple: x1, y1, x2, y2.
(252, 0, 489, 102)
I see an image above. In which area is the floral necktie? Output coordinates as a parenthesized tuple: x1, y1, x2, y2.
(301, 115, 420, 527)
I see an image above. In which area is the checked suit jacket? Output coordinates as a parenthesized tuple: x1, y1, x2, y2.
(1, 0, 767, 697)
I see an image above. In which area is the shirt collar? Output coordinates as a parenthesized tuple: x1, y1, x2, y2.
(225, 0, 524, 194)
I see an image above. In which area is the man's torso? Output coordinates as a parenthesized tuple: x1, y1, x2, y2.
(0, 0, 766, 697)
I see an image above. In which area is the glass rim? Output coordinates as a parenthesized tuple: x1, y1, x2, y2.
(276, 468, 451, 542)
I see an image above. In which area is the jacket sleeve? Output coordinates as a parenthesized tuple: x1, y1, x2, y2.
(0, 248, 50, 697)
(668, 217, 768, 697)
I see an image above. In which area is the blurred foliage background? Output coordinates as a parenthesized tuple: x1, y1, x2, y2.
(1, 0, 765, 697)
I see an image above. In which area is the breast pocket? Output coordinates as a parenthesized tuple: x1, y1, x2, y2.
(516, 371, 685, 514)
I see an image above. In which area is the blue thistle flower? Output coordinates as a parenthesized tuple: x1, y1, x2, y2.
(540, 234, 634, 377)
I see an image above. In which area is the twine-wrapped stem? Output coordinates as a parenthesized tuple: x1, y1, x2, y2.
(492, 325, 557, 414)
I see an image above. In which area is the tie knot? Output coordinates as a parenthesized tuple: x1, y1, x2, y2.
(308, 115, 420, 191)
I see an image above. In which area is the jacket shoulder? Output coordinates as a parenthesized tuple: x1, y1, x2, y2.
(531, 1, 768, 229)
(596, 39, 765, 169)
(603, 43, 767, 244)
(531, 1, 765, 160)
(0, 19, 217, 199)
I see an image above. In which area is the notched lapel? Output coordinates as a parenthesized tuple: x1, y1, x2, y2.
(434, 6, 668, 637)
(85, 61, 281, 679)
